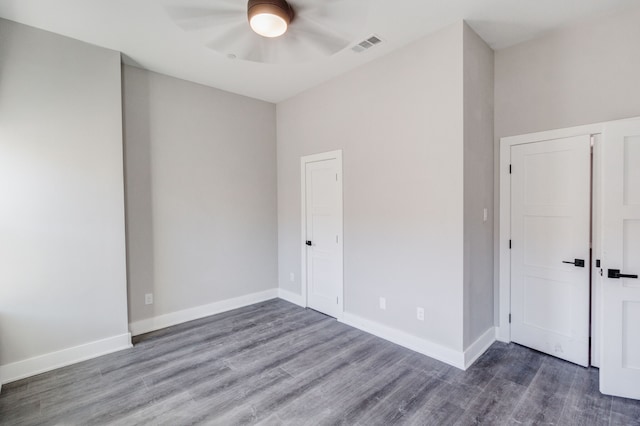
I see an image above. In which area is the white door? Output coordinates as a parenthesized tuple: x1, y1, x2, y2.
(510, 135, 591, 366)
(600, 119, 640, 399)
(303, 152, 343, 318)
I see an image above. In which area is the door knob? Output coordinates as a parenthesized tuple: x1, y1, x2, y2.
(305, 240, 312, 246)
(562, 259, 585, 267)
(607, 269, 638, 279)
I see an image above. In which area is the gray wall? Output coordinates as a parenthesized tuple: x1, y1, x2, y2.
(493, 4, 640, 321)
(277, 23, 466, 351)
(122, 65, 277, 324)
(0, 20, 128, 365)
(462, 24, 494, 348)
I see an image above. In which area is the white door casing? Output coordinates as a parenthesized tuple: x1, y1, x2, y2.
(592, 134, 603, 368)
(600, 119, 640, 400)
(510, 135, 591, 366)
(301, 150, 343, 319)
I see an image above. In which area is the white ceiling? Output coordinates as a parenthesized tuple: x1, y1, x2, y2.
(0, 0, 635, 103)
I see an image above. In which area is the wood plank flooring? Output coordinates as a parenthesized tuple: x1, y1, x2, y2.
(1, 299, 639, 425)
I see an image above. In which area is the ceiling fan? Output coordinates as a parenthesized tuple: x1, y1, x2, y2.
(164, 0, 368, 64)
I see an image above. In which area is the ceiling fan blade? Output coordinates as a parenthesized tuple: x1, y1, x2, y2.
(276, 41, 316, 64)
(244, 39, 279, 63)
(165, 5, 244, 31)
(293, 0, 366, 29)
(287, 16, 351, 55)
(291, 0, 352, 12)
(204, 21, 254, 54)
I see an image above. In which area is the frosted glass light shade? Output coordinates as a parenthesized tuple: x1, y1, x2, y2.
(247, 0, 293, 38)
(250, 13, 288, 37)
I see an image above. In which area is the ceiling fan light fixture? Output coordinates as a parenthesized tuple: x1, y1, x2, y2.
(248, 0, 293, 38)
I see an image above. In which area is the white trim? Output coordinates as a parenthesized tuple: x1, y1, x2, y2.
(0, 333, 132, 385)
(495, 326, 510, 343)
(500, 121, 608, 146)
(300, 149, 344, 320)
(129, 289, 278, 336)
(591, 134, 602, 368)
(464, 327, 496, 369)
(498, 137, 512, 343)
(340, 312, 466, 370)
(278, 288, 305, 307)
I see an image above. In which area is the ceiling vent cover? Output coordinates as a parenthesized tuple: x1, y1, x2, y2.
(351, 35, 383, 53)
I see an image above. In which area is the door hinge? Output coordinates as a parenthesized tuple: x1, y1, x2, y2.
(509, 313, 511, 324)
(336, 296, 339, 304)
(509, 164, 512, 174)
(509, 240, 512, 249)
(336, 173, 338, 181)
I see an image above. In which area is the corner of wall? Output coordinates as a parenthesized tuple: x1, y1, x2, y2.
(340, 312, 467, 370)
(463, 326, 496, 369)
(462, 22, 496, 349)
(278, 288, 305, 307)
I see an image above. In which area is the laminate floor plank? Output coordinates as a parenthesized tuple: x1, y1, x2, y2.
(92, 300, 298, 383)
(610, 397, 640, 426)
(409, 401, 465, 426)
(269, 350, 412, 425)
(185, 367, 294, 424)
(352, 368, 445, 425)
(558, 368, 613, 426)
(222, 316, 337, 370)
(1, 299, 639, 425)
(102, 308, 326, 387)
(277, 327, 370, 377)
(215, 338, 406, 425)
(455, 376, 527, 426)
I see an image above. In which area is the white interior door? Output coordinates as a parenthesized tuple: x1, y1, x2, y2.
(510, 135, 591, 366)
(600, 119, 640, 399)
(303, 153, 343, 318)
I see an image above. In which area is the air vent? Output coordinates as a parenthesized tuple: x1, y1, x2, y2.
(351, 35, 383, 53)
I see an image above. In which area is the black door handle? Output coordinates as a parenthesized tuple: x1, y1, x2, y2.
(562, 259, 585, 267)
(608, 269, 638, 279)
(305, 240, 312, 246)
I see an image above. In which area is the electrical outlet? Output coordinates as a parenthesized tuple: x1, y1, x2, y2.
(145, 293, 153, 305)
(379, 297, 386, 310)
(417, 307, 425, 321)
(289, 272, 295, 282)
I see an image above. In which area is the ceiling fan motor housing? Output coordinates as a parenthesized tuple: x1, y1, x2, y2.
(247, 0, 294, 26)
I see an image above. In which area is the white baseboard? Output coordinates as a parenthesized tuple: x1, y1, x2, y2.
(278, 288, 305, 307)
(129, 289, 279, 336)
(495, 325, 510, 343)
(0, 333, 132, 385)
(464, 327, 496, 369)
(340, 312, 466, 370)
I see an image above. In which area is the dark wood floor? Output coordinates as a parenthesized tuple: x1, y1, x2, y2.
(1, 299, 639, 425)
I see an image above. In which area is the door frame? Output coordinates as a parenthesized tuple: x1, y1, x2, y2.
(498, 122, 605, 365)
(300, 149, 344, 320)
